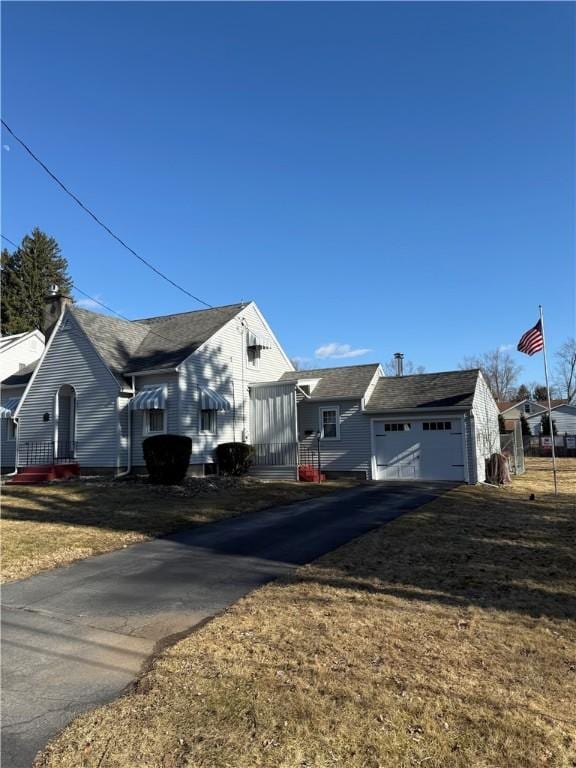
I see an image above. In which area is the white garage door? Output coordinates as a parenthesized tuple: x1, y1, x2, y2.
(373, 419, 465, 481)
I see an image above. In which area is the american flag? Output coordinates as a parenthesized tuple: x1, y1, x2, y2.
(517, 320, 544, 356)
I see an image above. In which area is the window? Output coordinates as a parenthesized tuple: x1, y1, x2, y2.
(200, 409, 216, 433)
(320, 407, 340, 440)
(247, 345, 261, 369)
(145, 409, 166, 434)
(524, 403, 532, 414)
(423, 421, 452, 431)
(384, 423, 411, 432)
(7, 419, 16, 440)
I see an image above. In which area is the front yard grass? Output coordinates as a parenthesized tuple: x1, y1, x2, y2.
(1, 478, 355, 583)
(36, 458, 576, 768)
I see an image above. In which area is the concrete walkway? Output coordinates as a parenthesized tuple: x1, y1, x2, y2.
(1, 481, 454, 767)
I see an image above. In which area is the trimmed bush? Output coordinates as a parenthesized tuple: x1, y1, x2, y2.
(143, 434, 192, 485)
(216, 442, 253, 476)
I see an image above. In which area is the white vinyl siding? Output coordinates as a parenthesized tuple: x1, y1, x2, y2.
(526, 405, 576, 435)
(471, 372, 500, 483)
(15, 314, 121, 468)
(1, 385, 25, 470)
(178, 302, 292, 465)
(299, 399, 371, 477)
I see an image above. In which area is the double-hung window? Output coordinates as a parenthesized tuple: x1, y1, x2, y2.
(247, 345, 261, 369)
(144, 409, 166, 435)
(200, 409, 216, 433)
(320, 407, 340, 440)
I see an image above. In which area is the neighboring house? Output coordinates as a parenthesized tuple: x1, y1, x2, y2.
(498, 398, 569, 433)
(1, 330, 45, 472)
(0, 330, 45, 382)
(525, 403, 576, 436)
(7, 291, 500, 483)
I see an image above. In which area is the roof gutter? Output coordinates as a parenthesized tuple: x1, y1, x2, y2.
(363, 405, 472, 415)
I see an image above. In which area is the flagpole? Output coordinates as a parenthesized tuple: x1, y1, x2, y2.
(539, 305, 558, 495)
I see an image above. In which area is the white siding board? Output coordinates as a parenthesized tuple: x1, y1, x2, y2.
(1, 385, 25, 470)
(471, 373, 500, 483)
(298, 399, 372, 478)
(526, 405, 576, 435)
(178, 303, 292, 466)
(16, 315, 121, 468)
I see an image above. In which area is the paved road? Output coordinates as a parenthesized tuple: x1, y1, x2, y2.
(1, 481, 454, 767)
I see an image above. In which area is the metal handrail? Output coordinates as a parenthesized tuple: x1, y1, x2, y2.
(17, 441, 77, 466)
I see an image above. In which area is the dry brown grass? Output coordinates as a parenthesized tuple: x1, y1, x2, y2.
(36, 459, 576, 768)
(0, 479, 354, 582)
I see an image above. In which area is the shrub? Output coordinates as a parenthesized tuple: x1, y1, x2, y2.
(143, 434, 192, 485)
(216, 442, 253, 476)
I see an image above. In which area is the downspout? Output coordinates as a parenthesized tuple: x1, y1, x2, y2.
(115, 375, 135, 479)
(6, 417, 20, 477)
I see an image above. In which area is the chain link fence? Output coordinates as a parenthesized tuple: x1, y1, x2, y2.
(499, 420, 525, 476)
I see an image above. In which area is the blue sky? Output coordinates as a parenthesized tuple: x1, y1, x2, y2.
(2, 2, 574, 383)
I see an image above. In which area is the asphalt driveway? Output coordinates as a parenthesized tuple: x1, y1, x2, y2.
(1, 481, 455, 767)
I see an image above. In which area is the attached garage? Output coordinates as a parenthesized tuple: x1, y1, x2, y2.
(371, 417, 466, 481)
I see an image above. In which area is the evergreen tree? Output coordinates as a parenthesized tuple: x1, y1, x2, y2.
(515, 384, 531, 401)
(1, 229, 73, 335)
(540, 413, 557, 436)
(533, 385, 549, 401)
(519, 414, 532, 436)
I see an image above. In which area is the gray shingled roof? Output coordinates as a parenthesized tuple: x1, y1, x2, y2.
(70, 303, 246, 377)
(279, 364, 381, 400)
(365, 369, 480, 411)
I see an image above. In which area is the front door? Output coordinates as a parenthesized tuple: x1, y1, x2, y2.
(56, 385, 76, 459)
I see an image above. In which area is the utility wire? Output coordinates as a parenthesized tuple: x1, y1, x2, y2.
(1, 234, 18, 249)
(1, 233, 189, 348)
(1, 119, 212, 308)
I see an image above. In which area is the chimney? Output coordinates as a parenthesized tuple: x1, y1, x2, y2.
(394, 352, 404, 377)
(43, 284, 72, 340)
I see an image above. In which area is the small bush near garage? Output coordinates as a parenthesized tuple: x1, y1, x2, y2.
(143, 434, 192, 485)
(216, 442, 253, 476)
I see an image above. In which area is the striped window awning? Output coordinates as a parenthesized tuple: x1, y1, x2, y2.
(0, 397, 20, 418)
(246, 329, 273, 349)
(200, 387, 231, 412)
(130, 387, 166, 411)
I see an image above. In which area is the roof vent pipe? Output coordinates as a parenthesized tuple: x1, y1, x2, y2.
(394, 352, 404, 377)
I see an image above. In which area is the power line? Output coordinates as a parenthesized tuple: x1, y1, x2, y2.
(1, 233, 188, 348)
(1, 234, 18, 249)
(1, 119, 212, 309)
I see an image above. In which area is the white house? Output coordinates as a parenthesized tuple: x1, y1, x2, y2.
(5, 291, 500, 483)
(1, 330, 45, 472)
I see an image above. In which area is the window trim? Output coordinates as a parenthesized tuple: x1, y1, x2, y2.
(319, 406, 340, 441)
(200, 408, 217, 434)
(144, 408, 167, 435)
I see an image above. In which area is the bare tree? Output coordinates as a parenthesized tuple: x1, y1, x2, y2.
(459, 349, 522, 401)
(383, 358, 425, 376)
(553, 338, 576, 400)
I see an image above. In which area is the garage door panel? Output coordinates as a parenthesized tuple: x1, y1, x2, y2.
(373, 419, 465, 481)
